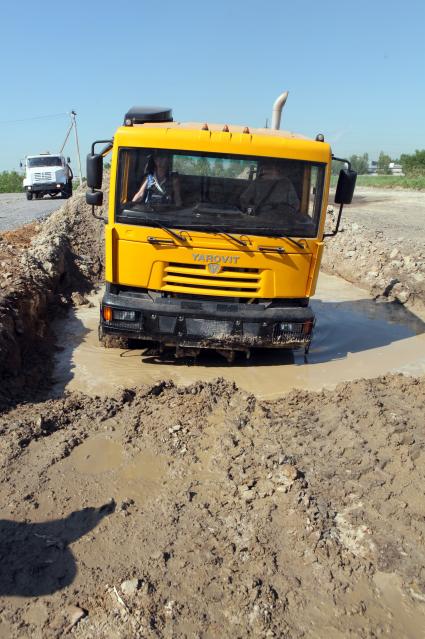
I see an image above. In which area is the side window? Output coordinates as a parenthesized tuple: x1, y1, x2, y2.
(307, 166, 319, 219)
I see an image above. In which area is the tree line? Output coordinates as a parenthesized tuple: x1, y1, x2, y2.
(2, 149, 425, 193)
(332, 149, 425, 176)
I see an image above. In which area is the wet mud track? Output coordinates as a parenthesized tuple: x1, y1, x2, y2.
(52, 272, 425, 399)
(1, 374, 424, 637)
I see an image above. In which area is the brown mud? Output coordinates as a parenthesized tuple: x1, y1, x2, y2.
(0, 376, 424, 638)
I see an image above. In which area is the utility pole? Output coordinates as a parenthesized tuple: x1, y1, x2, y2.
(60, 119, 74, 154)
(71, 111, 83, 187)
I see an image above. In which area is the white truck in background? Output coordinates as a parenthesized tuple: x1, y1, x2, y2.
(22, 153, 73, 200)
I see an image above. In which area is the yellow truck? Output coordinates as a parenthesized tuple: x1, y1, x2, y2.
(86, 95, 356, 360)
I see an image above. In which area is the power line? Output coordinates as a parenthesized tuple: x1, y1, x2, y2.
(0, 112, 68, 124)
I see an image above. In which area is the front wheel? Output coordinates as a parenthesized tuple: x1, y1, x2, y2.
(26, 191, 33, 200)
(98, 324, 129, 349)
(62, 181, 73, 199)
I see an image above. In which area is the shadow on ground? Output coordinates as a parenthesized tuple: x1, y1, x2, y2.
(0, 501, 114, 597)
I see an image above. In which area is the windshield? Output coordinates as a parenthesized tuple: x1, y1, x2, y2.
(27, 156, 63, 168)
(116, 148, 325, 238)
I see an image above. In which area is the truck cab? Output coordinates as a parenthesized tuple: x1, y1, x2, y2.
(23, 153, 73, 200)
(87, 104, 356, 359)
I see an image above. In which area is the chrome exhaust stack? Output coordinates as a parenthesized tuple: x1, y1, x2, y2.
(271, 91, 289, 130)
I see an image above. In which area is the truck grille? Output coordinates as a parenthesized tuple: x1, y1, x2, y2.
(162, 262, 262, 298)
(34, 172, 53, 182)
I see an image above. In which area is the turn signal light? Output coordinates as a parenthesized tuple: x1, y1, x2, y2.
(303, 320, 314, 335)
(103, 306, 113, 322)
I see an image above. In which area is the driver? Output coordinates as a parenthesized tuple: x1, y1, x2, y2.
(240, 160, 299, 216)
(132, 151, 182, 206)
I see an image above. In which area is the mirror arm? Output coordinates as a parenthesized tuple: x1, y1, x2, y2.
(332, 155, 351, 170)
(91, 205, 107, 223)
(88, 139, 112, 223)
(91, 139, 113, 156)
(323, 203, 344, 238)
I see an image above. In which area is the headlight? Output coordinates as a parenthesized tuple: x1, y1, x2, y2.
(56, 184, 61, 188)
(113, 309, 136, 321)
(280, 322, 295, 332)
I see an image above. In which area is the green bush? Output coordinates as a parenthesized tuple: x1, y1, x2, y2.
(400, 150, 425, 176)
(0, 171, 23, 193)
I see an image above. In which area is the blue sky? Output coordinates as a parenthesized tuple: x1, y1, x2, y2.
(1, 0, 424, 171)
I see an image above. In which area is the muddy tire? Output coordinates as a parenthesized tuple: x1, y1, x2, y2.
(98, 324, 129, 349)
(62, 181, 73, 199)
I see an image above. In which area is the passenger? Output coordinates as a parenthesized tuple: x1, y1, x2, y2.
(240, 161, 299, 216)
(132, 152, 182, 206)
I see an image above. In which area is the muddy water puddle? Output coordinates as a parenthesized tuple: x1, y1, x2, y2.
(65, 427, 169, 504)
(52, 273, 425, 399)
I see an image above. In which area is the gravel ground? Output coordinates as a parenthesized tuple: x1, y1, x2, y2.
(323, 187, 425, 312)
(0, 193, 65, 231)
(339, 187, 425, 246)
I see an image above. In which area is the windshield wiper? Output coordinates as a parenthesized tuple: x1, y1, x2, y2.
(215, 230, 247, 247)
(280, 236, 305, 250)
(189, 219, 248, 246)
(143, 218, 186, 242)
(254, 229, 306, 249)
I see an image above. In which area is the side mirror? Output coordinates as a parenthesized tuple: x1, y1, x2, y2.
(19, 161, 23, 168)
(86, 190, 103, 206)
(67, 156, 71, 163)
(335, 168, 357, 205)
(86, 153, 103, 189)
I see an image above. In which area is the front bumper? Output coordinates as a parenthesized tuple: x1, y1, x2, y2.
(100, 285, 315, 350)
(27, 183, 65, 193)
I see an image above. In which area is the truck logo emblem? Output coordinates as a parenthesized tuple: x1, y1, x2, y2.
(192, 253, 240, 265)
(207, 263, 221, 274)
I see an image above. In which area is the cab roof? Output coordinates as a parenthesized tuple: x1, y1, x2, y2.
(131, 121, 310, 140)
(114, 121, 331, 164)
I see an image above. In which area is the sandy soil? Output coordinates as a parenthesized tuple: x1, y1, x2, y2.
(342, 187, 425, 245)
(0, 376, 424, 638)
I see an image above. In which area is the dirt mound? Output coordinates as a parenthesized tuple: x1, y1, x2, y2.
(0, 375, 424, 637)
(0, 222, 40, 248)
(0, 182, 107, 408)
(323, 203, 425, 314)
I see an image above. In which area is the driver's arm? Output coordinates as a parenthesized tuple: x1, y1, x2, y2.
(132, 178, 148, 202)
